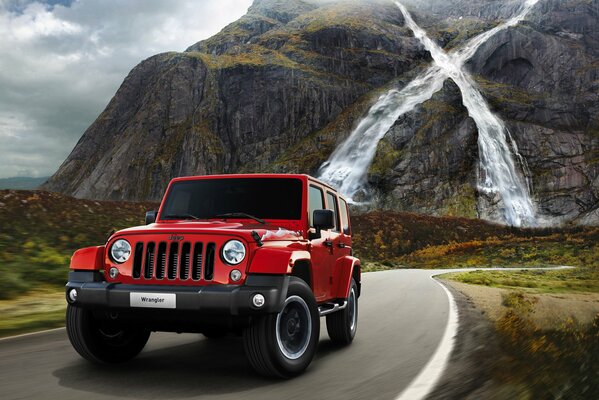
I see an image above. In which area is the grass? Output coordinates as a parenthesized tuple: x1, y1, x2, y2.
(0, 288, 65, 337)
(441, 258, 599, 397)
(351, 211, 599, 270)
(0, 190, 158, 337)
(184, 46, 301, 71)
(442, 268, 599, 294)
(0, 190, 157, 300)
(489, 291, 599, 398)
(396, 234, 599, 270)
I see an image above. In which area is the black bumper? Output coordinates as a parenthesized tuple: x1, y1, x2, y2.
(66, 271, 289, 316)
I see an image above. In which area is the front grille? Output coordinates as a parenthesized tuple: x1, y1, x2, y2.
(180, 242, 191, 280)
(131, 241, 215, 282)
(144, 242, 156, 279)
(156, 242, 167, 279)
(192, 242, 203, 280)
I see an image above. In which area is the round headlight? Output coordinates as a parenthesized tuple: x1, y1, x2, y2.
(110, 239, 131, 263)
(222, 240, 246, 265)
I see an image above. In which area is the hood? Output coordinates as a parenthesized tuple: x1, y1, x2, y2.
(112, 221, 304, 242)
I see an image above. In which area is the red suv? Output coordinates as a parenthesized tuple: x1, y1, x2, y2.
(66, 174, 361, 377)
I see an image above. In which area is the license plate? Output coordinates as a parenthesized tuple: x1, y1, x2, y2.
(130, 292, 176, 309)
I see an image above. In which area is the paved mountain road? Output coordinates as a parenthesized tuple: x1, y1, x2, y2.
(0, 270, 453, 400)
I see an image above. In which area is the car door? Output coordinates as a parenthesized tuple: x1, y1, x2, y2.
(337, 197, 352, 258)
(308, 184, 330, 301)
(324, 191, 344, 299)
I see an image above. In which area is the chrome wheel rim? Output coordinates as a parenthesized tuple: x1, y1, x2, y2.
(276, 295, 312, 360)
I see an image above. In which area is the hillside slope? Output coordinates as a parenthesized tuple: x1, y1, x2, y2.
(43, 0, 599, 225)
(44, 0, 427, 201)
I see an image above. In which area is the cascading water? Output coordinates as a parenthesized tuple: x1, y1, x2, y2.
(317, 66, 447, 198)
(318, 0, 539, 227)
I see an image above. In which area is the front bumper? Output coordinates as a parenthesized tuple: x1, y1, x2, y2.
(66, 271, 289, 316)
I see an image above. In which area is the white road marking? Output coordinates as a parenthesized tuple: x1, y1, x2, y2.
(0, 327, 65, 341)
(395, 275, 459, 400)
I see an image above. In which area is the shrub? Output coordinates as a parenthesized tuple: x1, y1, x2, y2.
(0, 264, 27, 300)
(495, 292, 599, 398)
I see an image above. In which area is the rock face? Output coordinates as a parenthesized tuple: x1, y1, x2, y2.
(44, 0, 599, 225)
(45, 0, 427, 201)
(468, 0, 599, 224)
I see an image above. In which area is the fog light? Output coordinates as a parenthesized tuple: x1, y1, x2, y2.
(230, 269, 242, 282)
(68, 289, 77, 303)
(252, 293, 265, 308)
(109, 267, 119, 279)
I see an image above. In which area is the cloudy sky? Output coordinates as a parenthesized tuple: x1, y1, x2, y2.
(0, 0, 252, 179)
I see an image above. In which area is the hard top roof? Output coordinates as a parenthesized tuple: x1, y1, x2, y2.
(169, 173, 341, 194)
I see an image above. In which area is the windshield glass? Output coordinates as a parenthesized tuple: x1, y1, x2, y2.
(160, 178, 303, 221)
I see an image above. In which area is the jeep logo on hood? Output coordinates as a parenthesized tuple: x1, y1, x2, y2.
(168, 235, 184, 241)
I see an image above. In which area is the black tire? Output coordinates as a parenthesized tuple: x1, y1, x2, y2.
(243, 277, 320, 378)
(326, 278, 358, 345)
(66, 304, 150, 363)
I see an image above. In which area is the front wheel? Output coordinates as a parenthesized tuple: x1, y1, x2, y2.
(326, 278, 358, 345)
(243, 277, 320, 378)
(66, 304, 150, 363)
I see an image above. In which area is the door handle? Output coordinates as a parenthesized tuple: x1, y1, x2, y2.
(337, 242, 346, 248)
(324, 240, 333, 248)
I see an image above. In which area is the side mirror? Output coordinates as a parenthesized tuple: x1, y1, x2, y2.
(145, 210, 157, 225)
(311, 209, 334, 240)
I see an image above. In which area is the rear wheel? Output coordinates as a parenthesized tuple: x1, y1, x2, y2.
(66, 304, 150, 363)
(326, 278, 358, 345)
(243, 277, 320, 378)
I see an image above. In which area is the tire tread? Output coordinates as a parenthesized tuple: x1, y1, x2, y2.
(66, 304, 149, 364)
(243, 277, 319, 378)
(326, 279, 358, 345)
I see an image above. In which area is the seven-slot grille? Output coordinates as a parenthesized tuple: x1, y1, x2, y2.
(131, 241, 216, 282)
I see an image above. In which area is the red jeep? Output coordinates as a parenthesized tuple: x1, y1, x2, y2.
(66, 174, 361, 377)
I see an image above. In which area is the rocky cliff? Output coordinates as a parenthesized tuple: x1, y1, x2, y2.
(44, 0, 599, 225)
(369, 0, 599, 224)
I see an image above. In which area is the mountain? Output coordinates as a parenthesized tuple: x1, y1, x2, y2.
(0, 177, 49, 190)
(43, 0, 599, 226)
(44, 0, 427, 199)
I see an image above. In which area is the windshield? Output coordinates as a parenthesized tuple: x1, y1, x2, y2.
(160, 178, 303, 221)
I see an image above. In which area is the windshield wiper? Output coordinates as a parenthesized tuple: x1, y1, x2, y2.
(216, 213, 265, 224)
(162, 214, 200, 220)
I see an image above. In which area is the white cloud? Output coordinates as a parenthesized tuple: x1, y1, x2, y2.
(0, 0, 253, 178)
(2, 2, 82, 41)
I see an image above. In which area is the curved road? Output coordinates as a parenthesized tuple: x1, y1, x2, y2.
(0, 270, 453, 400)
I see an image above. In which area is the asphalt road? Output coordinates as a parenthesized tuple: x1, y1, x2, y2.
(0, 270, 452, 400)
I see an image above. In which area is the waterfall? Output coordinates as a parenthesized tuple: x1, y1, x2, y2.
(318, 0, 539, 227)
(317, 66, 447, 198)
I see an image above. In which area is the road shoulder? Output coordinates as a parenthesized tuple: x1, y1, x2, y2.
(425, 280, 508, 399)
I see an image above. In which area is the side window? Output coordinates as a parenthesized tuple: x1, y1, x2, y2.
(339, 198, 350, 235)
(308, 185, 324, 228)
(326, 192, 340, 232)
